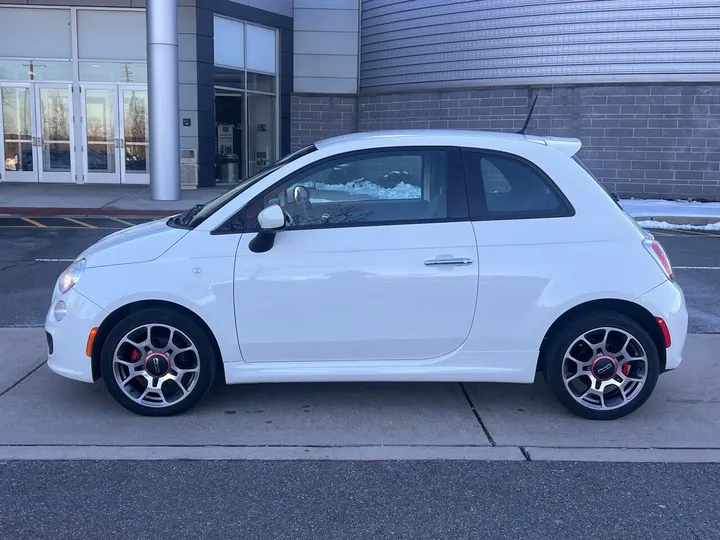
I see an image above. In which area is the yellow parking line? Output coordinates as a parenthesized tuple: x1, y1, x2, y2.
(63, 217, 96, 228)
(21, 217, 46, 228)
(107, 217, 135, 226)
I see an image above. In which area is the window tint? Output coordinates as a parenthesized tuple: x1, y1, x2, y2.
(463, 150, 571, 219)
(244, 149, 450, 230)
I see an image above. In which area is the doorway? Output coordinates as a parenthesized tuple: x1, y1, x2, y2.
(214, 87, 277, 183)
(0, 82, 75, 183)
(81, 84, 149, 184)
(214, 89, 245, 184)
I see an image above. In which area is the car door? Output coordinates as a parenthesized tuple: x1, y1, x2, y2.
(233, 146, 479, 363)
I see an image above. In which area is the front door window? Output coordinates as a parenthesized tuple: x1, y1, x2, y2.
(245, 149, 449, 230)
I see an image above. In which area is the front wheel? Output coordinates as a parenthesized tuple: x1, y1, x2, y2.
(100, 308, 218, 416)
(544, 311, 660, 420)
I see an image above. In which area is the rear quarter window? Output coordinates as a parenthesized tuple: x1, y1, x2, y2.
(462, 149, 574, 220)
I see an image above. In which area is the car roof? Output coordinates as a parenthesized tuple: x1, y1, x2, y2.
(314, 129, 582, 156)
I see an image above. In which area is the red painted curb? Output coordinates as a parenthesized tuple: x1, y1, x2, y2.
(0, 207, 179, 217)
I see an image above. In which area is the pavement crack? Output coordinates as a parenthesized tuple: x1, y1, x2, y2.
(0, 359, 45, 399)
(459, 383, 496, 446)
(0, 261, 41, 273)
(98, 188, 146, 210)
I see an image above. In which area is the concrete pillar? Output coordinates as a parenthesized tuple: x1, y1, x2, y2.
(146, 0, 181, 201)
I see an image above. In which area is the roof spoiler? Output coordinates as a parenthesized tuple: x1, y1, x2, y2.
(543, 136, 582, 157)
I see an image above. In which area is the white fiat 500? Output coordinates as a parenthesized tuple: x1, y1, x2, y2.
(46, 130, 687, 420)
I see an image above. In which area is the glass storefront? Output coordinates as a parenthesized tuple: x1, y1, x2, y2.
(1, 6, 284, 187)
(0, 6, 148, 184)
(213, 15, 278, 183)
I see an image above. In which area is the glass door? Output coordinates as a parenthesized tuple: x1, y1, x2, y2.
(246, 93, 276, 177)
(35, 84, 74, 183)
(119, 86, 149, 184)
(81, 85, 120, 183)
(0, 84, 38, 182)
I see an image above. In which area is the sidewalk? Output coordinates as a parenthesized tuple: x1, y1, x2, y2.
(0, 183, 230, 217)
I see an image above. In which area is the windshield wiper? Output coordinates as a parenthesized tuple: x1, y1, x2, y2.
(178, 204, 205, 226)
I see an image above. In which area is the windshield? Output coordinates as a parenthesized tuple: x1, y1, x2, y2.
(179, 144, 317, 228)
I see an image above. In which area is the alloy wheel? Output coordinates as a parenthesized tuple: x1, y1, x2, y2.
(562, 326, 649, 411)
(112, 323, 201, 408)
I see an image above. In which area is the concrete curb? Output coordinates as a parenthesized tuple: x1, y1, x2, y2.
(0, 445, 526, 461)
(0, 207, 178, 217)
(527, 447, 720, 463)
(2, 445, 720, 462)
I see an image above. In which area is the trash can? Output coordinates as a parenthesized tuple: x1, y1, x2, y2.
(220, 154, 239, 184)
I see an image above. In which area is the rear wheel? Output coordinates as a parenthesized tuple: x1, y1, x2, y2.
(100, 308, 217, 416)
(544, 311, 660, 420)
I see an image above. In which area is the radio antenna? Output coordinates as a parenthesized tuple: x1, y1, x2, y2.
(517, 91, 539, 135)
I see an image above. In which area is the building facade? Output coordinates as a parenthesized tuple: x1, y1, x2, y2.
(1, 0, 719, 200)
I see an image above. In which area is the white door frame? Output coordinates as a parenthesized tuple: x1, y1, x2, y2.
(80, 83, 120, 184)
(118, 84, 149, 185)
(0, 82, 38, 183)
(34, 83, 75, 183)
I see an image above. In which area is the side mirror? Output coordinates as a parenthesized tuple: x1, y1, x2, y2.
(258, 204, 286, 231)
(249, 204, 285, 254)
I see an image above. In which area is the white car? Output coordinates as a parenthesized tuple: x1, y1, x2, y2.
(45, 130, 687, 420)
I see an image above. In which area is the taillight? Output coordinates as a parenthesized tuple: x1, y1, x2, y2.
(656, 317, 672, 348)
(642, 239, 674, 281)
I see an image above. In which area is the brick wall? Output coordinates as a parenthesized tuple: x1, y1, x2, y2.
(291, 96, 357, 151)
(291, 85, 720, 201)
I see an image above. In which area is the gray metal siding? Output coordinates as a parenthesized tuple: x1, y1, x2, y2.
(361, 0, 720, 92)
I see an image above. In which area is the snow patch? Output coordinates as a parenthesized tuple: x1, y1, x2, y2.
(621, 198, 720, 219)
(637, 220, 720, 231)
(302, 178, 421, 200)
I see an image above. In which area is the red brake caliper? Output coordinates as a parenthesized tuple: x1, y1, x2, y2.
(622, 362, 631, 376)
(130, 348, 144, 383)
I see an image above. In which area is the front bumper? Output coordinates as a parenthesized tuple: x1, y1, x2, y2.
(45, 288, 107, 383)
(635, 279, 688, 371)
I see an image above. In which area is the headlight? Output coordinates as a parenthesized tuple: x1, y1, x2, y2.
(58, 259, 86, 294)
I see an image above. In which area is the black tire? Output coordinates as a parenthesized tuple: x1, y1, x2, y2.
(543, 310, 660, 420)
(100, 308, 218, 417)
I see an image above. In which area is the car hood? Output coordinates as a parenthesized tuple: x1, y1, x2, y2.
(80, 218, 188, 268)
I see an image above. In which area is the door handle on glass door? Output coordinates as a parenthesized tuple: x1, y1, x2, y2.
(424, 258, 473, 266)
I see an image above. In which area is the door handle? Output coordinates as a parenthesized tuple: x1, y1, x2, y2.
(424, 257, 473, 266)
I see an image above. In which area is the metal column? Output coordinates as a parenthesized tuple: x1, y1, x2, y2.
(146, 0, 181, 201)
